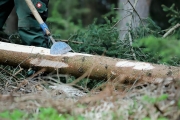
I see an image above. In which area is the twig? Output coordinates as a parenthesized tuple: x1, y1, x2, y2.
(56, 68, 61, 83)
(112, 14, 132, 28)
(68, 65, 94, 86)
(13, 79, 29, 92)
(163, 23, 180, 38)
(0, 67, 19, 81)
(127, 0, 144, 26)
(154, 103, 164, 114)
(13, 67, 24, 76)
(57, 39, 83, 44)
(128, 32, 137, 60)
(26, 68, 47, 80)
(126, 0, 138, 60)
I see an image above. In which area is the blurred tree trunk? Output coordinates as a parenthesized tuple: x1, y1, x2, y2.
(118, 0, 152, 40)
(81, 0, 118, 25)
(82, 0, 101, 25)
(4, 7, 18, 35)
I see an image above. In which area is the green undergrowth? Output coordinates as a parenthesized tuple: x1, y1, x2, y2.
(133, 35, 180, 65)
(0, 107, 84, 120)
(69, 19, 120, 57)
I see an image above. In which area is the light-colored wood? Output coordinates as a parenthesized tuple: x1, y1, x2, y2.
(0, 41, 179, 85)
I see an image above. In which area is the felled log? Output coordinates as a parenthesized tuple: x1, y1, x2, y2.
(0, 41, 179, 85)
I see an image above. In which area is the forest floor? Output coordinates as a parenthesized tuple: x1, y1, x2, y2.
(0, 68, 179, 120)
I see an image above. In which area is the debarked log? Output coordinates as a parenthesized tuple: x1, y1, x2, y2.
(0, 41, 179, 84)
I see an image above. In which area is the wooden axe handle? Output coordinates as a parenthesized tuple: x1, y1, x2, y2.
(25, 0, 50, 35)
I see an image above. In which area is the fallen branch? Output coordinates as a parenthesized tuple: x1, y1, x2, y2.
(59, 39, 83, 44)
(0, 42, 179, 85)
(163, 23, 180, 38)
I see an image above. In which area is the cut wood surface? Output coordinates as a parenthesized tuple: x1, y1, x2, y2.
(0, 42, 179, 85)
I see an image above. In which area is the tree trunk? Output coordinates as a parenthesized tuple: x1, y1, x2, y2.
(0, 41, 179, 85)
(118, 0, 152, 40)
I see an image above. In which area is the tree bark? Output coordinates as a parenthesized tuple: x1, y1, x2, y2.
(0, 42, 179, 85)
(118, 0, 152, 40)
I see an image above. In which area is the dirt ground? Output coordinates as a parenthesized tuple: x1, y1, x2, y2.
(0, 68, 179, 120)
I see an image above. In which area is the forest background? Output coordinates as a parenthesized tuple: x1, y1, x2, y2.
(46, 0, 180, 66)
(3, 0, 180, 65)
(0, 0, 180, 119)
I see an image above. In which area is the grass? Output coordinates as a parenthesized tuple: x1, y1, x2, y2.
(0, 108, 85, 120)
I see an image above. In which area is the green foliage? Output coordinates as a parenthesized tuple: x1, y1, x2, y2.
(143, 117, 168, 120)
(118, 17, 163, 61)
(142, 118, 151, 120)
(131, 18, 162, 40)
(69, 19, 120, 57)
(178, 99, 180, 109)
(130, 4, 180, 65)
(133, 36, 180, 65)
(47, 1, 122, 58)
(56, 4, 120, 59)
(47, 0, 89, 38)
(37, 107, 60, 120)
(162, 4, 180, 26)
(0, 108, 84, 120)
(142, 94, 168, 104)
(0, 110, 25, 120)
(162, 3, 180, 39)
(157, 118, 168, 120)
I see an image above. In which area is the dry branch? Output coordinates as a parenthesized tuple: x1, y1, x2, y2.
(0, 42, 179, 85)
(163, 23, 180, 38)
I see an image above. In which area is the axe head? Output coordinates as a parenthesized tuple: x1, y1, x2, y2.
(50, 42, 72, 55)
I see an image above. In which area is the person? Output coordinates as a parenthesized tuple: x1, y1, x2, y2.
(0, 0, 50, 48)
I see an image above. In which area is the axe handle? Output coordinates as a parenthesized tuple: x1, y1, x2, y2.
(25, 0, 51, 36)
